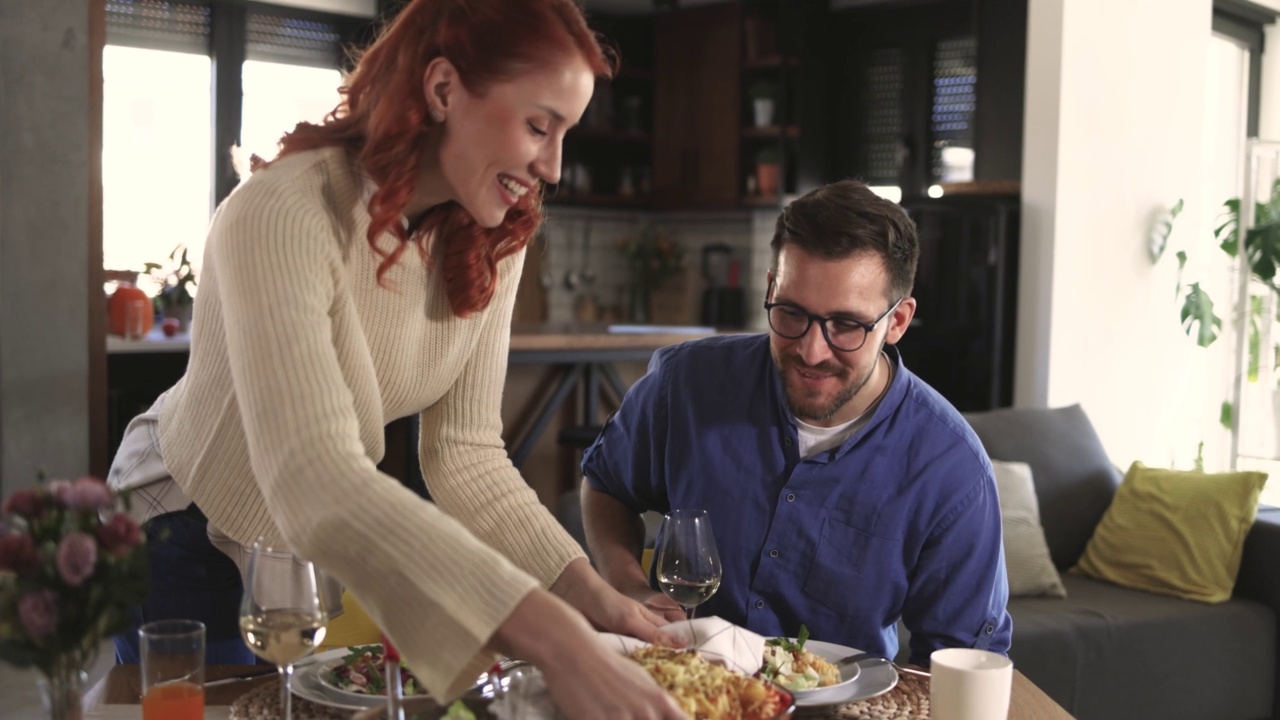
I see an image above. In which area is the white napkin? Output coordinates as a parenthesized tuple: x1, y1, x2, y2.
(489, 617, 767, 720)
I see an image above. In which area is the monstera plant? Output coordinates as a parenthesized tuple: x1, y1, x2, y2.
(1178, 179, 1280, 359)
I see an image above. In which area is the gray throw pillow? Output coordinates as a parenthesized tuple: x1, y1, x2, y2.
(993, 459, 1067, 597)
(964, 404, 1120, 570)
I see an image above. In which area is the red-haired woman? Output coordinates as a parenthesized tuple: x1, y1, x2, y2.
(107, 0, 686, 716)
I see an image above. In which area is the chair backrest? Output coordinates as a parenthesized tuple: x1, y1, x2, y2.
(964, 404, 1121, 570)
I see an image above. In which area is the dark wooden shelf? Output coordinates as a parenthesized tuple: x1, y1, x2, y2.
(615, 67, 653, 81)
(568, 128, 651, 143)
(741, 125, 801, 138)
(545, 193, 652, 209)
(740, 194, 783, 208)
(744, 55, 802, 69)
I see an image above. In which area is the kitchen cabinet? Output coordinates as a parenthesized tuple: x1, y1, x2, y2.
(652, 1, 742, 210)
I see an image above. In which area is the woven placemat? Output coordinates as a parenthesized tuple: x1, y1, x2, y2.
(798, 670, 930, 720)
(228, 678, 350, 720)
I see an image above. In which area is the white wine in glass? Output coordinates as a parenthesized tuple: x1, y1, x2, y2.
(239, 540, 328, 720)
(654, 509, 722, 620)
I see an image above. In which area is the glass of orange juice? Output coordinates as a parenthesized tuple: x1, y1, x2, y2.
(139, 619, 205, 720)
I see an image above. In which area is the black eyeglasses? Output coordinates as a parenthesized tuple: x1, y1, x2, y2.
(763, 295, 903, 352)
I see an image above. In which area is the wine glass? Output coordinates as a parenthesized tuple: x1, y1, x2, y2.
(654, 509, 722, 620)
(238, 539, 329, 720)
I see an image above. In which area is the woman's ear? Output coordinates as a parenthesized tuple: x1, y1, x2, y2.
(422, 57, 457, 122)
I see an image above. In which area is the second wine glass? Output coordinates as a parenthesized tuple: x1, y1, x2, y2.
(654, 508, 722, 620)
(238, 540, 329, 720)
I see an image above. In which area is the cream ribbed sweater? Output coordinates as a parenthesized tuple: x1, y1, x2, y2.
(157, 146, 585, 699)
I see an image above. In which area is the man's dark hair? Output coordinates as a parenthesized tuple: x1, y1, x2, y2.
(769, 180, 920, 301)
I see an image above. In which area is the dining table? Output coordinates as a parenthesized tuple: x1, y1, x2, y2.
(84, 662, 1076, 719)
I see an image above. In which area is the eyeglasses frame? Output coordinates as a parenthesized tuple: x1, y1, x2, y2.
(763, 287, 904, 353)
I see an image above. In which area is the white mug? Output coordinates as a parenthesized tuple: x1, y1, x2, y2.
(930, 648, 1013, 720)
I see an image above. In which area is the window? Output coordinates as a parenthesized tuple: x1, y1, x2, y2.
(1204, 0, 1279, 506)
(103, 0, 366, 283)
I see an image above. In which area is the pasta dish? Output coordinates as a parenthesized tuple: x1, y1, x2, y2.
(628, 646, 791, 720)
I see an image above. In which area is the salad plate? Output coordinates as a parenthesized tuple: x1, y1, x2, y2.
(762, 635, 860, 700)
(788, 640, 898, 709)
(292, 648, 384, 711)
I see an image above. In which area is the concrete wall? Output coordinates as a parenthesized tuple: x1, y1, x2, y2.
(0, 0, 96, 493)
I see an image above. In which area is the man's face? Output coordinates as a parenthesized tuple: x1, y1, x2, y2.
(767, 245, 913, 427)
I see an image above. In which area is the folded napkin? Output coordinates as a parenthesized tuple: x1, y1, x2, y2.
(489, 617, 767, 720)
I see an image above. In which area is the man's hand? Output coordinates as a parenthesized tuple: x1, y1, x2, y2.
(617, 582, 687, 624)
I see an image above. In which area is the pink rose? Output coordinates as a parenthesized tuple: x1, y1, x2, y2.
(96, 514, 142, 557)
(58, 477, 115, 512)
(55, 532, 97, 586)
(2, 488, 47, 520)
(18, 589, 58, 644)
(0, 534, 40, 576)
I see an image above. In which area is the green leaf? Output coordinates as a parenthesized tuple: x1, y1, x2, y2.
(1180, 283, 1222, 347)
(1221, 401, 1234, 430)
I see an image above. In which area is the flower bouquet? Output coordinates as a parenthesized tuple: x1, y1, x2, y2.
(0, 475, 148, 719)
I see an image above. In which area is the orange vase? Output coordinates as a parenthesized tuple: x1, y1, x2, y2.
(108, 283, 153, 337)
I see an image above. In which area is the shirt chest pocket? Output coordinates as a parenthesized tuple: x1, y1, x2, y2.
(803, 518, 904, 615)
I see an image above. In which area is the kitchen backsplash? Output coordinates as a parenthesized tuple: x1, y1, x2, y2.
(538, 205, 779, 329)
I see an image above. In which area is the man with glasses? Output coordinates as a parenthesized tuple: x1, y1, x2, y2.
(580, 180, 1011, 666)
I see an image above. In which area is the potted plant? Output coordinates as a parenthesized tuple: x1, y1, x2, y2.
(748, 78, 778, 128)
(145, 245, 197, 332)
(754, 144, 782, 198)
(616, 224, 684, 323)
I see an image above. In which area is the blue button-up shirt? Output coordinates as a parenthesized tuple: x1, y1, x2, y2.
(582, 334, 1011, 665)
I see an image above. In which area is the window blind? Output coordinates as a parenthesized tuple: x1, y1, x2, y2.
(861, 46, 904, 186)
(246, 11, 345, 69)
(931, 36, 977, 183)
(105, 0, 211, 55)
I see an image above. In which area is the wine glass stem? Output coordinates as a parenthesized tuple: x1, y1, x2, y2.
(279, 664, 293, 720)
(687, 605, 696, 621)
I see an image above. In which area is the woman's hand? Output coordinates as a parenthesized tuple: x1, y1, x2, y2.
(550, 558, 683, 645)
(490, 587, 688, 720)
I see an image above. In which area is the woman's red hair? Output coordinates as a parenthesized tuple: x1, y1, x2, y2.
(258, 0, 616, 316)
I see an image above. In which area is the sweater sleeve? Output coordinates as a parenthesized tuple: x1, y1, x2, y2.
(417, 247, 588, 588)
(209, 175, 539, 700)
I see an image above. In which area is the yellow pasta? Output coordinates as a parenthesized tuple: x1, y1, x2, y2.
(628, 646, 789, 720)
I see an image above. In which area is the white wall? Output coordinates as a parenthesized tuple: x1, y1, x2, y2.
(1018, 0, 1217, 467)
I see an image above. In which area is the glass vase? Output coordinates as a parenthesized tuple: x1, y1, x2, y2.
(37, 654, 88, 720)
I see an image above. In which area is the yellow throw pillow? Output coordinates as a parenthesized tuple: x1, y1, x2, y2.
(1072, 461, 1267, 603)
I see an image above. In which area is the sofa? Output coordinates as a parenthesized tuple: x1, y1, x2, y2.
(961, 404, 1280, 720)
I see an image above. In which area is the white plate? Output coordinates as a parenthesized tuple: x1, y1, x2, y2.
(314, 650, 432, 704)
(791, 640, 898, 708)
(291, 647, 513, 711)
(292, 648, 385, 711)
(764, 638, 861, 701)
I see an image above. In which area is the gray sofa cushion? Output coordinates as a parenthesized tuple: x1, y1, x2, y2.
(964, 404, 1120, 570)
(1010, 574, 1275, 720)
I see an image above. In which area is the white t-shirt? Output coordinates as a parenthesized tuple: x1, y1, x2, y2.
(793, 352, 894, 459)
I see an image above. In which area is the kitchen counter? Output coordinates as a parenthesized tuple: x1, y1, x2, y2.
(107, 322, 728, 355)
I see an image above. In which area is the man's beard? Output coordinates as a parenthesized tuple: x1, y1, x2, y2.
(772, 339, 883, 423)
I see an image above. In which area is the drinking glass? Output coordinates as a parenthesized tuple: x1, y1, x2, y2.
(239, 540, 329, 720)
(140, 619, 205, 720)
(654, 509, 722, 619)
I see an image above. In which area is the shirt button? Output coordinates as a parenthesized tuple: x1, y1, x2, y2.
(985, 624, 995, 635)
(784, 437, 793, 446)
(769, 549, 779, 558)
(786, 493, 796, 502)
(755, 600, 765, 609)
